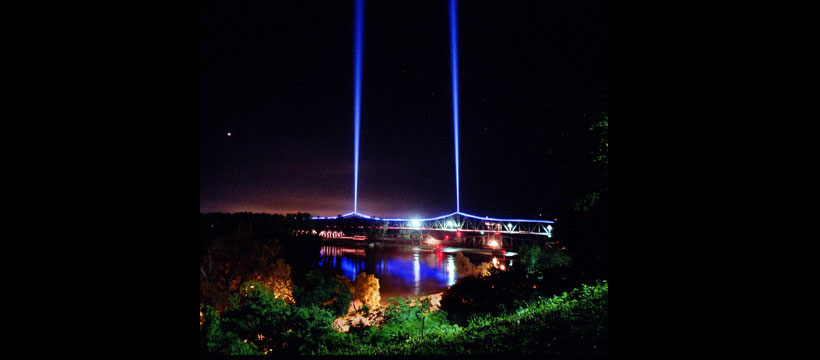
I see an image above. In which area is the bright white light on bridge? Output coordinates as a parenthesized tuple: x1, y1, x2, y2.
(410, 220, 421, 228)
(447, 221, 455, 228)
(488, 240, 499, 248)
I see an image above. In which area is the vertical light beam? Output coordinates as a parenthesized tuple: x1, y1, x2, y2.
(353, 0, 364, 213)
(449, 0, 460, 212)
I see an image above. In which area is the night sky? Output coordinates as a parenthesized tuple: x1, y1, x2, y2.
(200, 0, 607, 219)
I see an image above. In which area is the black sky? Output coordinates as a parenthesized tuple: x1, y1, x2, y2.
(200, 0, 607, 219)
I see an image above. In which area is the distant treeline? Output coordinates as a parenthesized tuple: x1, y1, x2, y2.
(200, 212, 313, 257)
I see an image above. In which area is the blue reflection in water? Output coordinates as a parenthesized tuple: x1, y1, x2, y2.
(340, 257, 361, 281)
(319, 245, 496, 299)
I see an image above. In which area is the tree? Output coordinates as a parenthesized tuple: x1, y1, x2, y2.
(518, 244, 572, 273)
(258, 258, 294, 304)
(206, 281, 345, 356)
(293, 270, 354, 317)
(200, 222, 297, 310)
(279, 233, 324, 284)
(331, 275, 354, 316)
(439, 275, 495, 325)
(368, 296, 449, 344)
(475, 262, 493, 277)
(200, 223, 285, 310)
(564, 110, 608, 280)
(201, 303, 260, 355)
(352, 272, 380, 310)
(454, 252, 493, 277)
(573, 111, 608, 212)
(219, 281, 292, 354)
(285, 305, 336, 354)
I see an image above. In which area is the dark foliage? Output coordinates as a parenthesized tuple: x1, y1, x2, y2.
(293, 269, 354, 317)
(203, 281, 338, 355)
(200, 212, 317, 310)
(440, 261, 580, 326)
(280, 233, 323, 284)
(348, 282, 608, 358)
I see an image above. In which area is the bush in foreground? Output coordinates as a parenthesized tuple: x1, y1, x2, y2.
(342, 281, 607, 358)
(200, 281, 338, 355)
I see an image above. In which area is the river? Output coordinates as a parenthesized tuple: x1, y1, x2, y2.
(318, 243, 515, 302)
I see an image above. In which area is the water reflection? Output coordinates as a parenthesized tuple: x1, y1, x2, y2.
(318, 245, 503, 299)
(319, 246, 368, 281)
(446, 254, 455, 286)
(413, 252, 420, 295)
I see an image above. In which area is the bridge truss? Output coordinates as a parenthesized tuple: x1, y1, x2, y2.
(312, 211, 553, 237)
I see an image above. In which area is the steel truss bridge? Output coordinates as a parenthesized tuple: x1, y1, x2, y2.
(313, 211, 553, 237)
(311, 211, 556, 251)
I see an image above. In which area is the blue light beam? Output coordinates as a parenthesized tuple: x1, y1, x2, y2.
(353, 0, 364, 213)
(449, 0, 460, 212)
